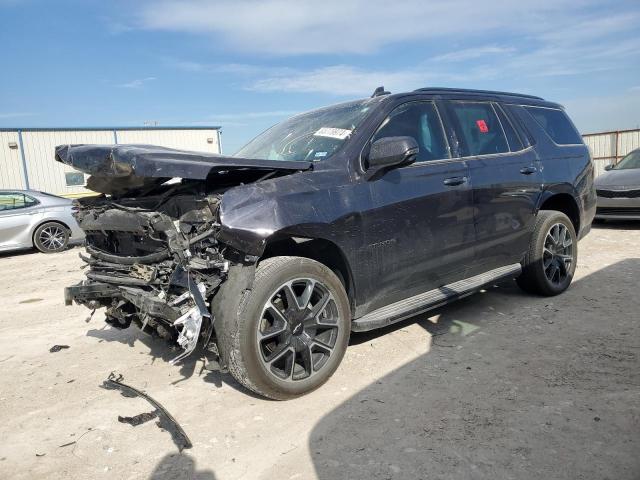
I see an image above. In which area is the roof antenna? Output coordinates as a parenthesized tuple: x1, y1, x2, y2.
(371, 86, 390, 98)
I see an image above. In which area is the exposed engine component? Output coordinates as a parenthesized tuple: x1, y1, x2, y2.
(66, 184, 228, 364)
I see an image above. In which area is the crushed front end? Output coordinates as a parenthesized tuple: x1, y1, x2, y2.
(58, 143, 312, 366)
(65, 188, 228, 364)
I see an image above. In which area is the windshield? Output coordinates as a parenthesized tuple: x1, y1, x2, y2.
(614, 149, 640, 170)
(234, 98, 381, 161)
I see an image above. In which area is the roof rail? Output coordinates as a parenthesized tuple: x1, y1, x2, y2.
(414, 87, 544, 100)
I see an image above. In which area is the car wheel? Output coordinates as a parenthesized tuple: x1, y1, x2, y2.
(517, 210, 577, 296)
(219, 256, 351, 400)
(33, 222, 69, 253)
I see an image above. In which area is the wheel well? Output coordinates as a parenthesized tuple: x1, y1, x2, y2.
(539, 194, 580, 233)
(31, 220, 71, 245)
(260, 237, 356, 312)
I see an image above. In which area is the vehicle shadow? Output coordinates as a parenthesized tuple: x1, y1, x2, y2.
(0, 247, 38, 258)
(86, 322, 259, 395)
(592, 219, 640, 230)
(308, 260, 640, 480)
(0, 243, 82, 258)
(149, 453, 216, 480)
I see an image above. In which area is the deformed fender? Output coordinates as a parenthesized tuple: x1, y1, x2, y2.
(210, 262, 257, 366)
(215, 170, 345, 257)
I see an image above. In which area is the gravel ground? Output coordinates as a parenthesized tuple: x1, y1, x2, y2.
(0, 223, 638, 480)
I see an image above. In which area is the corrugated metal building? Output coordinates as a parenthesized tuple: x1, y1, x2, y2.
(0, 126, 221, 197)
(583, 128, 640, 177)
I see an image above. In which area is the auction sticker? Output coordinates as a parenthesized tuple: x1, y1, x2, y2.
(313, 127, 352, 140)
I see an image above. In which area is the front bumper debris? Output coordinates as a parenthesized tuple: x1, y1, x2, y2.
(65, 191, 228, 364)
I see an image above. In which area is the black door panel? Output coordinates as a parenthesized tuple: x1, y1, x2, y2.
(361, 160, 475, 312)
(355, 101, 476, 314)
(466, 150, 542, 272)
(443, 100, 543, 272)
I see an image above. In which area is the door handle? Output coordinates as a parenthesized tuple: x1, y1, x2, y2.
(520, 166, 538, 175)
(443, 176, 468, 186)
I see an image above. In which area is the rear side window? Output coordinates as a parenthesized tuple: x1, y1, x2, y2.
(523, 106, 582, 145)
(0, 193, 37, 211)
(494, 104, 525, 151)
(449, 102, 509, 156)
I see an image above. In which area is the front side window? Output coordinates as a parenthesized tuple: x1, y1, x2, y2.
(0, 193, 37, 211)
(371, 102, 449, 162)
(449, 102, 509, 156)
(524, 106, 582, 145)
(614, 149, 640, 170)
(234, 98, 382, 162)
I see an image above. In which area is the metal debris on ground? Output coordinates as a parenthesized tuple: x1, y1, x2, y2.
(49, 345, 70, 353)
(101, 372, 192, 451)
(118, 411, 158, 426)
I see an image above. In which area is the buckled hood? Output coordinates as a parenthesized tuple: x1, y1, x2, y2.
(55, 144, 313, 194)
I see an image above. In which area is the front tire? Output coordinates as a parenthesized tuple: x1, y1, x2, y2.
(517, 210, 577, 296)
(33, 222, 69, 253)
(220, 256, 351, 400)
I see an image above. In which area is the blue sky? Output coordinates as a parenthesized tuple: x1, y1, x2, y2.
(1, 0, 639, 154)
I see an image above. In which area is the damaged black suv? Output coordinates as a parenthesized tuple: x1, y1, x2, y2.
(59, 87, 595, 399)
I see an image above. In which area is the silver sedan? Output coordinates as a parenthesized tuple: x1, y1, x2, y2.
(0, 190, 85, 253)
(595, 148, 640, 221)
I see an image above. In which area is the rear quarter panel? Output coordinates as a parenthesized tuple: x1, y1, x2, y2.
(510, 105, 595, 236)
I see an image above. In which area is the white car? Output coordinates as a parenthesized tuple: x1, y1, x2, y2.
(0, 190, 85, 253)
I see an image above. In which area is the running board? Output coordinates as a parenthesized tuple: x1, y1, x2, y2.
(351, 263, 522, 332)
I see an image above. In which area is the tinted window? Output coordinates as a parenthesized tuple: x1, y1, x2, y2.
(614, 149, 640, 170)
(372, 102, 449, 162)
(524, 106, 582, 145)
(65, 172, 85, 186)
(0, 193, 36, 211)
(449, 102, 509, 156)
(494, 104, 524, 151)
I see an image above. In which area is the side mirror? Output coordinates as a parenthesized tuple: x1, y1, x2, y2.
(604, 164, 614, 171)
(366, 136, 418, 179)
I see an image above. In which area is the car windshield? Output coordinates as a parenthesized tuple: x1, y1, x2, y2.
(234, 98, 381, 162)
(614, 150, 640, 170)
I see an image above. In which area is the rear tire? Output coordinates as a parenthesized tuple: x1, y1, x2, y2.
(517, 210, 577, 296)
(33, 222, 69, 253)
(219, 256, 351, 400)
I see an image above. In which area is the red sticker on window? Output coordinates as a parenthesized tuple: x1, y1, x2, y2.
(476, 119, 489, 133)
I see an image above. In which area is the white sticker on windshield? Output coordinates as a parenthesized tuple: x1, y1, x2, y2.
(313, 127, 352, 140)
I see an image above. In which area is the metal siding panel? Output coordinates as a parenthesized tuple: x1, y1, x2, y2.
(593, 158, 615, 177)
(115, 129, 220, 153)
(21, 130, 113, 195)
(583, 129, 640, 177)
(619, 130, 640, 156)
(583, 133, 615, 159)
(0, 131, 27, 189)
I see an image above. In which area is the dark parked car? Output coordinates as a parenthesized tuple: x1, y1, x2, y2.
(58, 87, 595, 399)
(594, 148, 640, 220)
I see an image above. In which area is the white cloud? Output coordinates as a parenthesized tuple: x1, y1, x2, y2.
(430, 46, 516, 63)
(248, 65, 424, 96)
(117, 77, 157, 88)
(134, 0, 593, 55)
(209, 110, 300, 120)
(0, 112, 36, 119)
(186, 110, 301, 127)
